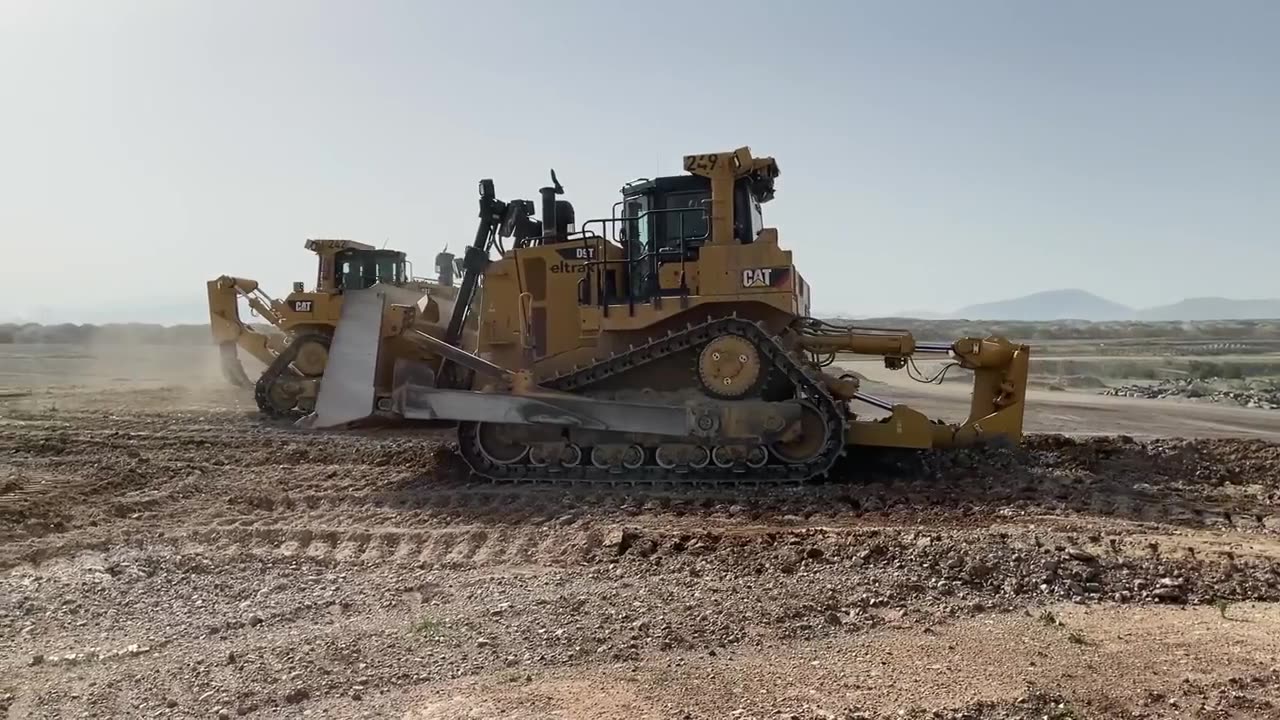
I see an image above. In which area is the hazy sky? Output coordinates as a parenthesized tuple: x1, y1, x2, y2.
(2, 0, 1277, 323)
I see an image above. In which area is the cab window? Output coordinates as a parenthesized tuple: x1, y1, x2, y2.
(375, 255, 404, 284)
(337, 251, 404, 290)
(658, 190, 709, 248)
(623, 196, 651, 257)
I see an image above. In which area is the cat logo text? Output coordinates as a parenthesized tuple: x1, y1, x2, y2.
(740, 267, 791, 289)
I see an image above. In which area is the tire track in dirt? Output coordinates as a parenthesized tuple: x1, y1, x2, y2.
(59, 510, 1273, 607)
(3, 483, 1276, 571)
(162, 522, 595, 569)
(5, 409, 1280, 576)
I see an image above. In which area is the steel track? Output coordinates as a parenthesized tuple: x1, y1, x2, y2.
(253, 332, 331, 419)
(457, 317, 848, 486)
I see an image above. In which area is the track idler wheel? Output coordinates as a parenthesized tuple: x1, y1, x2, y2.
(769, 402, 831, 464)
(264, 379, 304, 415)
(473, 423, 529, 465)
(254, 333, 331, 419)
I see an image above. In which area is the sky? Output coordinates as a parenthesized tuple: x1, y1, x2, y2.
(1, 0, 1277, 324)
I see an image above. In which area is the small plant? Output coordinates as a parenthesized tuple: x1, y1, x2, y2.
(411, 615, 445, 638)
(1048, 704, 1083, 720)
(1066, 630, 1087, 645)
(1214, 599, 1232, 619)
(498, 670, 530, 684)
(1038, 609, 1062, 627)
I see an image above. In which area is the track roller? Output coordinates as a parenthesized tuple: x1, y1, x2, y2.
(655, 444, 711, 470)
(591, 444, 646, 471)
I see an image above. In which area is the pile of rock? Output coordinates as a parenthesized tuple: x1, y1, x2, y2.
(1102, 378, 1280, 410)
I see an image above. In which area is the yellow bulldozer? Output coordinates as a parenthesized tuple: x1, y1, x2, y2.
(207, 239, 470, 417)
(231, 146, 1030, 483)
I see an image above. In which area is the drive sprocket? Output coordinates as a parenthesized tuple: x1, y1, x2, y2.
(696, 334, 763, 399)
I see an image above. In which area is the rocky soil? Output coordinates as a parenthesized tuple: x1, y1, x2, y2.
(1103, 378, 1280, 410)
(3, 386, 1280, 718)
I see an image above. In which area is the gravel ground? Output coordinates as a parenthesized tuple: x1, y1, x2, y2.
(3, 380, 1280, 718)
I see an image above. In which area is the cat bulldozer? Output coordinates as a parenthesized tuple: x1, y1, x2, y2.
(207, 239, 468, 417)
(299, 146, 1031, 483)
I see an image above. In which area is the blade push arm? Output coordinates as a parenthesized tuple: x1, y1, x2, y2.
(206, 275, 280, 368)
(796, 325, 1030, 449)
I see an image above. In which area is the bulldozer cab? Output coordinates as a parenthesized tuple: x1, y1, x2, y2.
(304, 239, 408, 293)
(620, 176, 764, 249)
(617, 169, 768, 301)
(334, 248, 407, 291)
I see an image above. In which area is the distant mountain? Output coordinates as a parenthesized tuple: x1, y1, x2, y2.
(937, 289, 1280, 322)
(1136, 297, 1280, 321)
(952, 289, 1135, 321)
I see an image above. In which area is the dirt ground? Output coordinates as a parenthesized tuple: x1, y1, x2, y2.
(3, 344, 1280, 719)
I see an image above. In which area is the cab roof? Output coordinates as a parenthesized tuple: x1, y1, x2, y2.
(304, 238, 377, 252)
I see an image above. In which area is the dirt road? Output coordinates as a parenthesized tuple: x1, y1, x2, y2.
(2, 346, 1280, 718)
(846, 359, 1280, 442)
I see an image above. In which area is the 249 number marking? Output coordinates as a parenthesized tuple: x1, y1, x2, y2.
(684, 154, 720, 172)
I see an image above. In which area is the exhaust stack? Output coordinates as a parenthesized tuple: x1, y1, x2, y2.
(539, 185, 558, 243)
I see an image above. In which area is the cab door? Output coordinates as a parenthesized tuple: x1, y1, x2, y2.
(623, 194, 652, 300)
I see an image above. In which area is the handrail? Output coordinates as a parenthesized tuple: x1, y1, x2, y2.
(579, 206, 708, 247)
(610, 200, 624, 242)
(574, 206, 708, 310)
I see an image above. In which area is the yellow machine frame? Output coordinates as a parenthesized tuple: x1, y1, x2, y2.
(465, 147, 1029, 450)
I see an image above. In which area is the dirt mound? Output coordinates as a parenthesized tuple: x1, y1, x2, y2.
(1105, 378, 1280, 409)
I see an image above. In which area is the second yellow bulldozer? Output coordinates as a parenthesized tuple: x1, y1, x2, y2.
(207, 239, 470, 417)
(253, 146, 1030, 483)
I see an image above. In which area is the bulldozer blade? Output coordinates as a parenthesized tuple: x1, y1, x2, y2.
(218, 342, 254, 388)
(310, 286, 386, 428)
